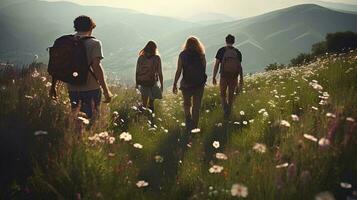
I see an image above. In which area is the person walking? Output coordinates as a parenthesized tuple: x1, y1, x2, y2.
(49, 15, 112, 124)
(212, 34, 243, 118)
(173, 36, 207, 131)
(135, 41, 163, 113)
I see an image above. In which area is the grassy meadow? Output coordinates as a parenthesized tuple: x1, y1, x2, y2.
(0, 52, 356, 199)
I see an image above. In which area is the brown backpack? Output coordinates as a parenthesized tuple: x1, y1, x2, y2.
(48, 35, 95, 85)
(136, 55, 158, 87)
(221, 47, 241, 78)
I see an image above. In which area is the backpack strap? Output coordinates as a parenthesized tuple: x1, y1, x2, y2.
(78, 36, 99, 82)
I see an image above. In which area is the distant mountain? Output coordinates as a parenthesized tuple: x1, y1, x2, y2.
(0, 2, 357, 84)
(0, 0, 195, 77)
(315, 1, 357, 14)
(157, 4, 357, 82)
(185, 12, 238, 25)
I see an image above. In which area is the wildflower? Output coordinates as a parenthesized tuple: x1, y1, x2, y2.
(108, 137, 115, 144)
(276, 163, 289, 169)
(131, 106, 138, 111)
(291, 114, 300, 122)
(209, 165, 224, 174)
(346, 117, 355, 123)
(231, 183, 248, 198)
(319, 100, 328, 105)
(216, 123, 223, 127)
(215, 153, 228, 160)
(133, 143, 143, 149)
(78, 116, 90, 125)
(98, 131, 109, 138)
(72, 72, 78, 77)
(136, 180, 149, 188)
(34, 130, 48, 136)
(25, 95, 34, 99)
(280, 120, 291, 128)
(315, 191, 335, 200)
(253, 143, 267, 153)
(340, 182, 352, 189)
(239, 111, 245, 115)
(45, 82, 52, 87)
(258, 108, 266, 114)
(234, 121, 240, 125)
(212, 141, 220, 149)
(303, 134, 318, 142)
(119, 132, 132, 141)
(318, 137, 330, 147)
(154, 155, 164, 163)
(311, 106, 318, 111)
(242, 121, 248, 125)
(113, 111, 119, 116)
(181, 123, 186, 127)
(326, 113, 336, 118)
(108, 153, 115, 157)
(263, 112, 269, 118)
(31, 70, 40, 78)
(191, 128, 201, 133)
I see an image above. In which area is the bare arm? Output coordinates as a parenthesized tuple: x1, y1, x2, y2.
(91, 57, 112, 102)
(172, 56, 183, 94)
(212, 59, 220, 85)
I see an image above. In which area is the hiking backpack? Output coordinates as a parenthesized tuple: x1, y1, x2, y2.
(221, 47, 241, 77)
(136, 56, 158, 87)
(182, 52, 207, 87)
(48, 35, 94, 85)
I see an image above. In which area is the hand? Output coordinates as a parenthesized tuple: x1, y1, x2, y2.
(49, 86, 57, 99)
(212, 77, 217, 86)
(103, 90, 113, 103)
(172, 85, 178, 94)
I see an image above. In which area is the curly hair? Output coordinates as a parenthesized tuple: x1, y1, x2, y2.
(183, 36, 205, 55)
(74, 15, 96, 32)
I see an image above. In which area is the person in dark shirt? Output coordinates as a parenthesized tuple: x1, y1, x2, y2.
(212, 34, 244, 118)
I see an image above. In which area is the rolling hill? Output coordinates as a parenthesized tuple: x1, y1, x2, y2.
(157, 4, 357, 82)
(0, 1, 357, 84)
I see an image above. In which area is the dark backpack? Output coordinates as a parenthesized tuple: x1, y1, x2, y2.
(136, 55, 158, 87)
(48, 35, 94, 85)
(182, 51, 207, 88)
(221, 47, 241, 78)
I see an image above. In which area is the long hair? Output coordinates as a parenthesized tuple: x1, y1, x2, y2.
(139, 41, 158, 57)
(183, 36, 205, 55)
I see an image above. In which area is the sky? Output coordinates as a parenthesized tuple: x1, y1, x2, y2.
(45, 0, 357, 18)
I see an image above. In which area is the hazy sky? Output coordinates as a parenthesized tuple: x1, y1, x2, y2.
(45, 0, 357, 18)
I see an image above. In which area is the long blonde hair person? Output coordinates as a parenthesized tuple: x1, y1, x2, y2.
(183, 36, 205, 55)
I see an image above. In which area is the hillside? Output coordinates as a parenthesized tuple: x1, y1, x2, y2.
(0, 0, 195, 65)
(1, 50, 356, 199)
(315, 0, 357, 14)
(1, 2, 357, 83)
(158, 4, 357, 81)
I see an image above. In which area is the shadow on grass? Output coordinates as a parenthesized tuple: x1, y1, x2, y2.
(137, 127, 192, 196)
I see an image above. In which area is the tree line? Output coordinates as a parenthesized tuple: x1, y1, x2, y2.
(265, 31, 357, 71)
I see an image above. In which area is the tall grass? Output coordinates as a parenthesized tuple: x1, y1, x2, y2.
(1, 52, 356, 199)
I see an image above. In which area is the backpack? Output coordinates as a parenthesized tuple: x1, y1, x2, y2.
(136, 55, 158, 87)
(48, 35, 95, 85)
(182, 51, 207, 88)
(221, 47, 241, 78)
